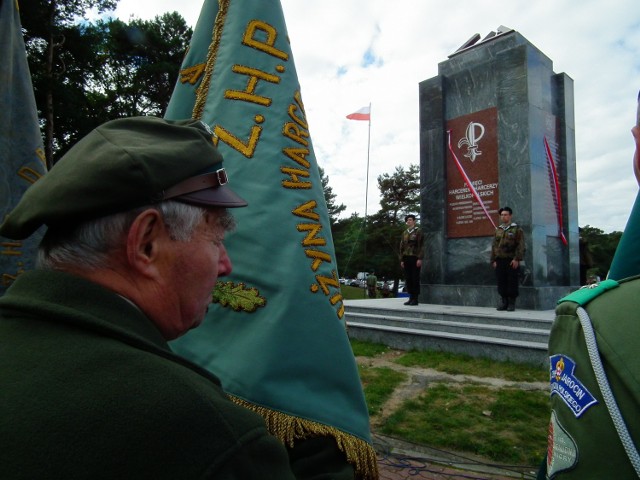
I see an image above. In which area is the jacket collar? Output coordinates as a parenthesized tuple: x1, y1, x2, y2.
(1, 269, 169, 351)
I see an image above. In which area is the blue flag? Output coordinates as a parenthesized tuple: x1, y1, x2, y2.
(165, 0, 377, 477)
(0, 0, 47, 295)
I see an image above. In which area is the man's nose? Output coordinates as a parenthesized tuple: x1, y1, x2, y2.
(218, 243, 233, 276)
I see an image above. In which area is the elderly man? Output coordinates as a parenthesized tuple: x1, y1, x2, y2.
(0, 117, 351, 479)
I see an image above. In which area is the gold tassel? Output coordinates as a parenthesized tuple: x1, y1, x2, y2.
(229, 395, 379, 480)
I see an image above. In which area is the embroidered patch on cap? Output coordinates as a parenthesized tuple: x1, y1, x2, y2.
(546, 410, 578, 477)
(549, 354, 598, 418)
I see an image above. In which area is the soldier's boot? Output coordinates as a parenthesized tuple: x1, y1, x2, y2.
(507, 297, 516, 311)
(496, 297, 508, 311)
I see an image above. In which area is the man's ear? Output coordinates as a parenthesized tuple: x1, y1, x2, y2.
(125, 209, 167, 277)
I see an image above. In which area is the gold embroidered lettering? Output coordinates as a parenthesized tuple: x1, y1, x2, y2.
(282, 122, 309, 146)
(314, 271, 340, 294)
(1, 241, 22, 256)
(213, 124, 262, 158)
(305, 249, 331, 271)
(281, 167, 311, 189)
(17, 167, 43, 185)
(243, 20, 289, 61)
(225, 65, 280, 106)
(283, 147, 310, 169)
(2, 273, 19, 287)
(179, 64, 206, 85)
(292, 201, 320, 221)
(35, 147, 45, 164)
(279, 90, 344, 319)
(288, 103, 308, 129)
(297, 223, 325, 247)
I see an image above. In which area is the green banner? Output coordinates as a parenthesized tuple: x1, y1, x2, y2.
(608, 192, 640, 281)
(165, 1, 376, 477)
(0, 0, 47, 295)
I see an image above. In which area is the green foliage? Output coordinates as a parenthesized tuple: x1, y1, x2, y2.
(363, 211, 405, 283)
(318, 167, 346, 225)
(395, 349, 548, 382)
(377, 164, 420, 219)
(332, 214, 366, 278)
(331, 164, 420, 283)
(357, 365, 407, 416)
(579, 225, 622, 279)
(23, 1, 192, 166)
(381, 383, 549, 465)
(365, 164, 420, 282)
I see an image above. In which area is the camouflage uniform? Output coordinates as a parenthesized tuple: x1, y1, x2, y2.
(400, 226, 424, 304)
(490, 222, 525, 309)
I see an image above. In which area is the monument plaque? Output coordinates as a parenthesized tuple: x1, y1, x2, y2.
(446, 107, 499, 238)
(419, 29, 579, 309)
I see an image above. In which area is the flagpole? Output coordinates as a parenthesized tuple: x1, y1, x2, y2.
(363, 103, 371, 298)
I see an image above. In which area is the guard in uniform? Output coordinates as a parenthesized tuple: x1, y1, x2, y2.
(490, 206, 525, 311)
(399, 214, 424, 305)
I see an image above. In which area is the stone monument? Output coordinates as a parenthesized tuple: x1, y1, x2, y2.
(418, 27, 578, 310)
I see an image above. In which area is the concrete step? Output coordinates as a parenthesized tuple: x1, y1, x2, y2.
(344, 298, 555, 367)
(346, 311, 550, 343)
(345, 304, 553, 330)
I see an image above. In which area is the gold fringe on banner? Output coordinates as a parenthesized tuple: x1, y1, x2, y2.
(230, 395, 379, 480)
(192, 0, 230, 120)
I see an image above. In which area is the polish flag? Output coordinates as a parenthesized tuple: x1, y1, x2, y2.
(346, 105, 370, 121)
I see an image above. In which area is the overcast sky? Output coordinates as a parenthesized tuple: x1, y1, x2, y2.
(110, 0, 640, 232)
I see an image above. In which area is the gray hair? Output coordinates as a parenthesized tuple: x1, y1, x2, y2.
(37, 201, 235, 271)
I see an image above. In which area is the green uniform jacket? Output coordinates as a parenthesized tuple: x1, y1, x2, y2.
(490, 223, 525, 262)
(0, 270, 302, 480)
(543, 277, 640, 479)
(399, 227, 424, 258)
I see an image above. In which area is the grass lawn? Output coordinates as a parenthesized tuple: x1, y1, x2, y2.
(380, 382, 549, 465)
(341, 285, 369, 300)
(351, 339, 549, 467)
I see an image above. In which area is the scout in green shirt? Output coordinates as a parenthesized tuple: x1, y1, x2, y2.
(542, 278, 640, 479)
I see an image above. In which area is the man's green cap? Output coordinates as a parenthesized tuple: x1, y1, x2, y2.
(0, 116, 247, 240)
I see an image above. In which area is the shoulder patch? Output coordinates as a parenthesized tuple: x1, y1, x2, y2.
(549, 354, 598, 417)
(547, 410, 578, 477)
(557, 279, 619, 306)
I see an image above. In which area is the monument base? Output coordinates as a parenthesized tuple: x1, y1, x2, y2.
(420, 284, 576, 310)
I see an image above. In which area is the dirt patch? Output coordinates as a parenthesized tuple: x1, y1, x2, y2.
(357, 350, 548, 425)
